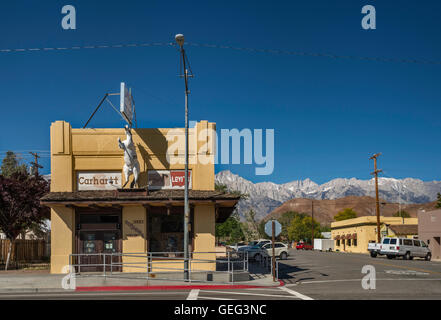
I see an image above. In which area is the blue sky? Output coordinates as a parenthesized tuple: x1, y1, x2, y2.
(0, 0, 440, 184)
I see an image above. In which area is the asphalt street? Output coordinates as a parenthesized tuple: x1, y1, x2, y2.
(279, 249, 441, 300)
(0, 249, 440, 300)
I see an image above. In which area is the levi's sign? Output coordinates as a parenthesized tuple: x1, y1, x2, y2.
(148, 170, 192, 190)
(77, 172, 122, 190)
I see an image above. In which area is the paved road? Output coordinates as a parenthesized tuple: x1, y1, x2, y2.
(279, 249, 441, 300)
(1, 249, 440, 300)
(0, 287, 306, 300)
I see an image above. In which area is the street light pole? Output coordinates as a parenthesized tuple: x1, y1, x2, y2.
(176, 34, 190, 281)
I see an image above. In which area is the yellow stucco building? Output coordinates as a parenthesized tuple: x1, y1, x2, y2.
(331, 216, 418, 253)
(41, 120, 239, 274)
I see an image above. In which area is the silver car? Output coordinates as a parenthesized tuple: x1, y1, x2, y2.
(380, 237, 431, 260)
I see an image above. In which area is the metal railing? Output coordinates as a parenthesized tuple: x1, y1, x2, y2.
(68, 250, 253, 284)
(254, 252, 280, 281)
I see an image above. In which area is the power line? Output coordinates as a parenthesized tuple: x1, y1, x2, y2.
(0, 41, 440, 65)
(187, 43, 441, 65)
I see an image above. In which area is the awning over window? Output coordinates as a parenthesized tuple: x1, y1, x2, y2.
(352, 233, 357, 239)
(334, 235, 341, 240)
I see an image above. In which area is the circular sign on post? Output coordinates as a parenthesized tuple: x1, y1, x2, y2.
(265, 220, 282, 238)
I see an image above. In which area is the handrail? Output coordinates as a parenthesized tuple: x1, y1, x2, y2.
(67, 250, 273, 284)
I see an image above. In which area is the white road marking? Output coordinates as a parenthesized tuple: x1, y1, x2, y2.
(385, 270, 429, 276)
(198, 296, 237, 300)
(278, 286, 314, 300)
(199, 290, 299, 299)
(287, 278, 441, 285)
(186, 289, 200, 300)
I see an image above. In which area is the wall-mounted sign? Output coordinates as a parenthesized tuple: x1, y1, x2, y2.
(120, 82, 133, 125)
(148, 170, 192, 190)
(77, 172, 122, 191)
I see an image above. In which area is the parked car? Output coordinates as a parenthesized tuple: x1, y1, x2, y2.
(380, 237, 431, 260)
(227, 242, 248, 251)
(296, 242, 313, 250)
(237, 240, 272, 260)
(260, 242, 289, 260)
(237, 239, 271, 253)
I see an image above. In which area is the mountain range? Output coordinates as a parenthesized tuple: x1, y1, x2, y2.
(215, 170, 441, 222)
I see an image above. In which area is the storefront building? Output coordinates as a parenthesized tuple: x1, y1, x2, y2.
(418, 209, 441, 260)
(331, 216, 418, 253)
(41, 120, 239, 274)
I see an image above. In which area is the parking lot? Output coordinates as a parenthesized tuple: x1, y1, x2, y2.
(278, 249, 441, 299)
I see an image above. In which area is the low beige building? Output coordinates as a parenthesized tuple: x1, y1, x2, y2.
(41, 120, 239, 274)
(331, 216, 418, 253)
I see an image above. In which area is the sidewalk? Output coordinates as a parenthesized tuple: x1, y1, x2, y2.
(0, 272, 282, 293)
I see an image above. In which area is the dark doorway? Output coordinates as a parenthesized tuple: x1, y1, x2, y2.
(75, 208, 122, 272)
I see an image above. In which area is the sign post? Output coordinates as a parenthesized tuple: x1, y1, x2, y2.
(264, 219, 281, 282)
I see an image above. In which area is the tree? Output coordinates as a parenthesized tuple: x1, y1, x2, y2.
(287, 215, 321, 243)
(257, 220, 266, 239)
(215, 183, 249, 199)
(334, 208, 358, 221)
(436, 193, 441, 209)
(244, 209, 259, 240)
(0, 151, 27, 177)
(215, 211, 244, 244)
(393, 210, 411, 218)
(278, 211, 301, 240)
(0, 172, 49, 270)
(215, 183, 228, 193)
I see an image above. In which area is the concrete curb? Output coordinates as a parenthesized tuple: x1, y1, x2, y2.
(75, 280, 285, 292)
(0, 288, 74, 293)
(0, 280, 284, 294)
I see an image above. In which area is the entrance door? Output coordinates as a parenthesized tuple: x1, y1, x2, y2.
(77, 230, 122, 272)
(75, 209, 122, 272)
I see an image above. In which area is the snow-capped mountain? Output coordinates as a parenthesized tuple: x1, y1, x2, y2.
(215, 170, 441, 221)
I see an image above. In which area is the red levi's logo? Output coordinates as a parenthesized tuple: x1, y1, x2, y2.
(170, 171, 191, 187)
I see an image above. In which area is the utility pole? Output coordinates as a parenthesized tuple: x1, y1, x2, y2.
(175, 34, 193, 281)
(369, 153, 383, 243)
(29, 152, 42, 176)
(311, 200, 314, 247)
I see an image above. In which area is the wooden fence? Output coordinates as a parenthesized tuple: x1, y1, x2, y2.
(0, 239, 49, 263)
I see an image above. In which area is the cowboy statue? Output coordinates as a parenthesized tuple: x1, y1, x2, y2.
(118, 125, 140, 188)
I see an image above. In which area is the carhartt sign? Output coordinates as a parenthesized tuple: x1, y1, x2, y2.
(77, 172, 122, 190)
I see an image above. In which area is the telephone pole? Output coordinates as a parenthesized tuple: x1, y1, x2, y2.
(369, 153, 383, 243)
(311, 200, 315, 247)
(29, 152, 42, 176)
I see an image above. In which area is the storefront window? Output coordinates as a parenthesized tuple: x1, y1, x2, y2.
(148, 207, 193, 257)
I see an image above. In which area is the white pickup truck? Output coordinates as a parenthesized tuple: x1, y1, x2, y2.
(368, 240, 382, 257)
(368, 237, 431, 261)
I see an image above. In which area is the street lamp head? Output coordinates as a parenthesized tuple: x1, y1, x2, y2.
(175, 34, 185, 47)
